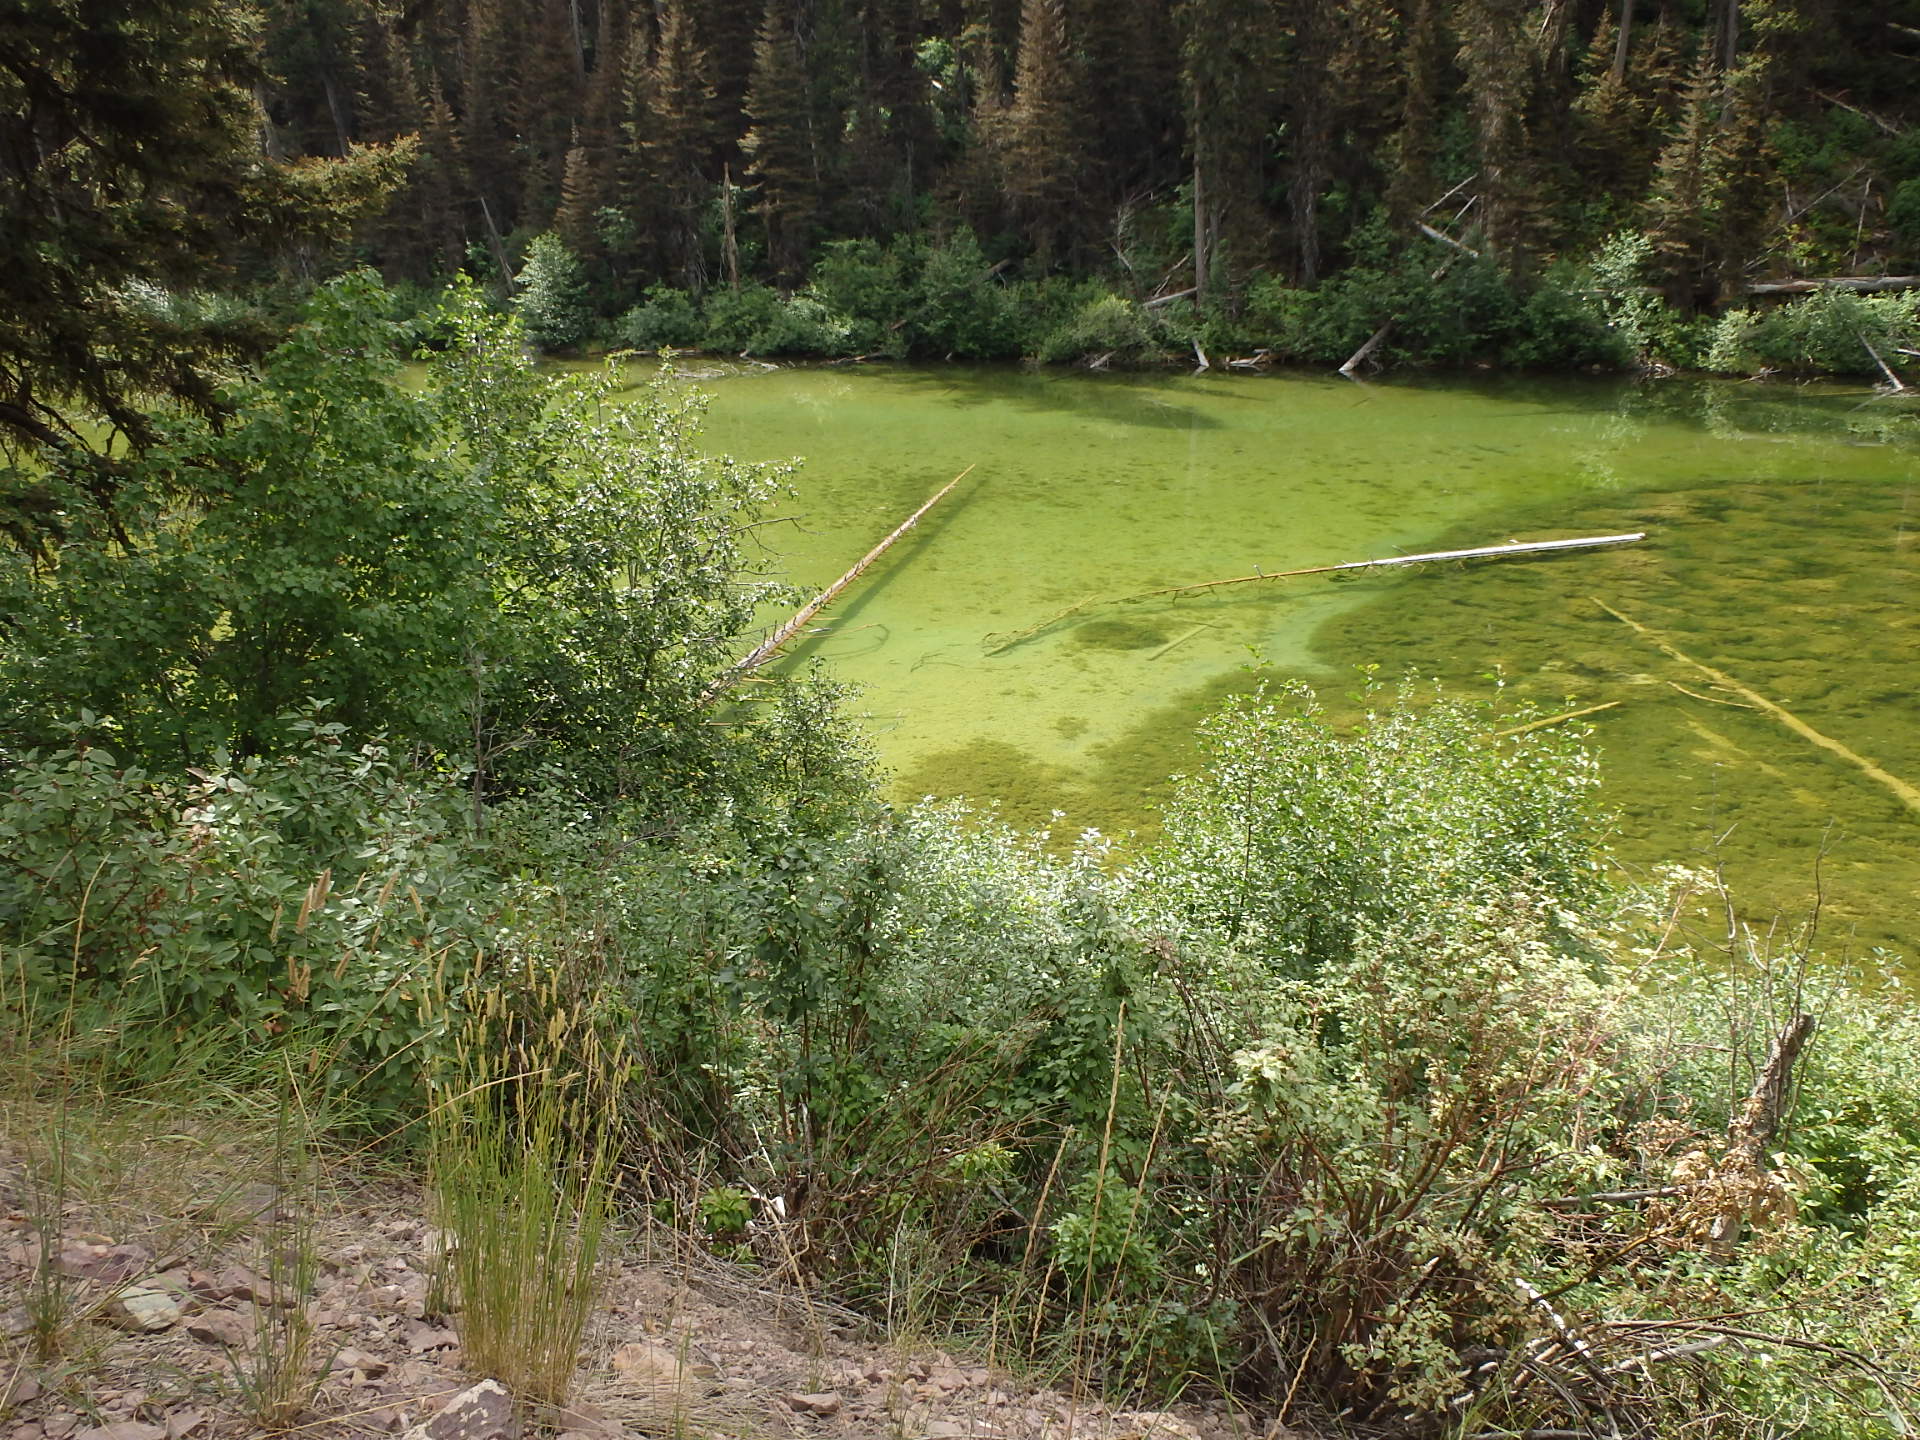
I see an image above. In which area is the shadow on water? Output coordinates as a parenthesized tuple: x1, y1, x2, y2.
(875, 363, 1239, 431)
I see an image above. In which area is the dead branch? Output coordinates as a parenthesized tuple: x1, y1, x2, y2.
(703, 465, 974, 703)
(1593, 597, 1920, 814)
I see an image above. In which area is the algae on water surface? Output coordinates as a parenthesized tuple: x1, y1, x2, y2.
(679, 362, 1920, 954)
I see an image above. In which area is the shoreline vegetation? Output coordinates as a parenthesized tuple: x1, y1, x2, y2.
(503, 228, 1920, 383)
(4, 279, 1920, 1437)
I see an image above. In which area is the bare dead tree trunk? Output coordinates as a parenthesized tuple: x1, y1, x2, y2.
(1611, 0, 1635, 83)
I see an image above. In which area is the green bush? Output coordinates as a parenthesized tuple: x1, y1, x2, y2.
(1703, 287, 1918, 378)
(1035, 293, 1169, 366)
(617, 283, 704, 350)
(808, 239, 914, 355)
(907, 230, 1025, 358)
(513, 233, 593, 352)
(1139, 677, 1607, 979)
(702, 282, 854, 355)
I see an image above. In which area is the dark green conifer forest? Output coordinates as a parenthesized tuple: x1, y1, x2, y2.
(253, 0, 1920, 322)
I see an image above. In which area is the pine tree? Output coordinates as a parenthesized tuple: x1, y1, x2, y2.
(1453, 0, 1540, 270)
(1385, 0, 1449, 229)
(514, 0, 588, 226)
(627, 0, 720, 290)
(459, 0, 531, 228)
(742, 0, 822, 280)
(1179, 0, 1280, 300)
(1003, 0, 1086, 264)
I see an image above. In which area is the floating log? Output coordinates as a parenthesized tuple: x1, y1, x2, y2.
(1592, 596, 1920, 815)
(1492, 700, 1622, 738)
(1125, 533, 1648, 605)
(985, 534, 1646, 655)
(984, 595, 1102, 656)
(1147, 623, 1214, 662)
(703, 465, 974, 703)
(1745, 274, 1920, 295)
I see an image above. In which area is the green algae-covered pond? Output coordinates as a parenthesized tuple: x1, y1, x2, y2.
(676, 362, 1918, 956)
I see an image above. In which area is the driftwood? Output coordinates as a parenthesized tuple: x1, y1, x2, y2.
(1127, 533, 1647, 605)
(1592, 596, 1920, 814)
(1708, 1012, 1816, 1254)
(1857, 329, 1908, 391)
(1492, 699, 1621, 738)
(1340, 323, 1395, 377)
(985, 535, 1645, 656)
(1746, 274, 1920, 295)
(702, 465, 973, 703)
(1147, 622, 1213, 661)
(1143, 286, 1198, 309)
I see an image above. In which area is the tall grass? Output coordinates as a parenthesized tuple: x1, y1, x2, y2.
(428, 969, 624, 1406)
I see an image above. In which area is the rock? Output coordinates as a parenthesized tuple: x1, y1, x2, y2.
(403, 1320, 459, 1353)
(202, 1265, 289, 1308)
(58, 1243, 152, 1285)
(163, 1411, 205, 1438)
(332, 1347, 390, 1378)
(43, 1418, 78, 1440)
(922, 1422, 968, 1438)
(74, 1424, 166, 1440)
(401, 1379, 520, 1440)
(544, 1404, 620, 1438)
(183, 1309, 251, 1348)
(1, 1306, 30, 1338)
(103, 1289, 182, 1333)
(609, 1341, 711, 1389)
(785, 1393, 843, 1418)
(1112, 1414, 1204, 1440)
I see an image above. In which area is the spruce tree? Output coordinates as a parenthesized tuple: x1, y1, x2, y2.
(742, 0, 822, 280)
(628, 0, 720, 290)
(1003, 0, 1086, 264)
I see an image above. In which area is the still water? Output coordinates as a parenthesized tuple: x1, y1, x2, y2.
(673, 362, 1917, 957)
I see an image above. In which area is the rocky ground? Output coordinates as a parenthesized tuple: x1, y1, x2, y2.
(0, 1153, 1283, 1440)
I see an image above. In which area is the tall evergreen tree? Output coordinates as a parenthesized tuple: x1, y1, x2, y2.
(627, 0, 720, 290)
(1003, 0, 1086, 264)
(742, 0, 822, 280)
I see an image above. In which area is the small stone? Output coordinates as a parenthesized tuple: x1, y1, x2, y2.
(164, 1410, 207, 1438)
(401, 1379, 519, 1440)
(43, 1418, 78, 1440)
(404, 1321, 459, 1353)
(545, 1404, 620, 1438)
(785, 1393, 842, 1418)
(74, 1425, 166, 1440)
(332, 1347, 390, 1378)
(183, 1309, 251, 1348)
(609, 1342, 710, 1388)
(104, 1289, 182, 1333)
(922, 1422, 968, 1438)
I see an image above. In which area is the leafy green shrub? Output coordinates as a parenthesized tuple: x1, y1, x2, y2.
(702, 282, 853, 355)
(1139, 678, 1607, 980)
(0, 721, 486, 1116)
(808, 239, 914, 355)
(1035, 294, 1169, 366)
(617, 283, 704, 350)
(1703, 288, 1918, 378)
(907, 230, 1024, 358)
(513, 233, 592, 352)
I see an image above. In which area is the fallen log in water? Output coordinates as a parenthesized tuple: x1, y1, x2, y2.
(1592, 596, 1920, 815)
(1124, 532, 1648, 604)
(984, 533, 1646, 655)
(703, 465, 974, 704)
